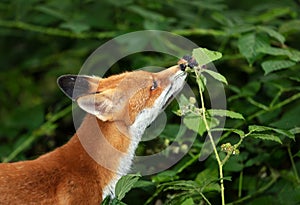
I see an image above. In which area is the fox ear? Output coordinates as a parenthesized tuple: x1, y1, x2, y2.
(57, 75, 101, 101)
(77, 90, 119, 121)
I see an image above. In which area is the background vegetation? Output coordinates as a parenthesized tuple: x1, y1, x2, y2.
(0, 0, 300, 204)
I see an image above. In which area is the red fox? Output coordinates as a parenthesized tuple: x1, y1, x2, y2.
(0, 62, 187, 204)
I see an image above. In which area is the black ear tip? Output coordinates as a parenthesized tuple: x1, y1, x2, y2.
(57, 75, 78, 100)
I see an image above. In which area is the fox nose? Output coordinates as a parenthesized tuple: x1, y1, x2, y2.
(179, 63, 187, 71)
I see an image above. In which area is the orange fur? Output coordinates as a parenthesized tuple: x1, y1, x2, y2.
(0, 65, 185, 204)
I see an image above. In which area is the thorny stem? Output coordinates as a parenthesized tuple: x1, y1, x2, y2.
(195, 70, 225, 205)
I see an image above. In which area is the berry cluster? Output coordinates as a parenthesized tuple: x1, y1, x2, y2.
(178, 55, 199, 71)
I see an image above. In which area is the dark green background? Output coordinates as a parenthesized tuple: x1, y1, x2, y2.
(0, 0, 300, 204)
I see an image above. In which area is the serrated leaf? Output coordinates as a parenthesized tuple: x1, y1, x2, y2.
(257, 26, 285, 44)
(240, 81, 261, 97)
(115, 174, 141, 200)
(192, 48, 222, 66)
(257, 46, 291, 57)
(249, 125, 295, 140)
(238, 33, 269, 65)
(195, 168, 220, 192)
(249, 125, 271, 133)
(203, 69, 228, 85)
(261, 60, 296, 75)
(184, 112, 220, 136)
(211, 128, 245, 137)
(208, 109, 244, 120)
(249, 133, 282, 144)
(254, 7, 291, 23)
(279, 19, 300, 34)
(290, 127, 300, 135)
(161, 180, 200, 192)
(227, 25, 255, 35)
(183, 113, 205, 136)
(287, 49, 300, 62)
(151, 170, 178, 183)
(133, 180, 154, 188)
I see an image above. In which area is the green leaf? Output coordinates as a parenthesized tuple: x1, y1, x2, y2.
(257, 26, 285, 44)
(249, 133, 282, 144)
(271, 105, 300, 129)
(240, 81, 261, 97)
(257, 46, 291, 57)
(133, 180, 154, 189)
(151, 170, 178, 183)
(203, 69, 228, 85)
(254, 7, 291, 23)
(181, 198, 194, 205)
(183, 113, 205, 135)
(111, 198, 127, 205)
(290, 127, 300, 135)
(237, 33, 269, 65)
(279, 19, 300, 34)
(227, 25, 255, 35)
(211, 128, 245, 137)
(195, 168, 220, 192)
(208, 109, 244, 120)
(287, 49, 300, 62)
(101, 196, 111, 205)
(223, 156, 244, 172)
(295, 150, 300, 158)
(261, 60, 296, 75)
(249, 125, 295, 140)
(192, 47, 222, 66)
(115, 174, 141, 200)
(183, 112, 219, 136)
(161, 180, 200, 191)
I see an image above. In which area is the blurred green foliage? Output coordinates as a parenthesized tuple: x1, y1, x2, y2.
(0, 0, 300, 204)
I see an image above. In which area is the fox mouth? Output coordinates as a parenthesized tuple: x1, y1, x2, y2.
(162, 85, 183, 110)
(162, 94, 175, 110)
(162, 72, 186, 109)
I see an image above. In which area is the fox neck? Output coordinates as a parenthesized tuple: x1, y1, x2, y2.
(73, 114, 141, 200)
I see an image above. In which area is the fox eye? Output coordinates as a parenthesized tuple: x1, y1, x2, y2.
(150, 80, 158, 91)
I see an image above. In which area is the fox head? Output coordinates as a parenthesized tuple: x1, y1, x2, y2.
(58, 65, 186, 133)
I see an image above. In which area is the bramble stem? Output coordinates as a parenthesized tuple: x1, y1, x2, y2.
(0, 20, 227, 39)
(227, 170, 279, 205)
(287, 144, 300, 183)
(195, 70, 225, 205)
